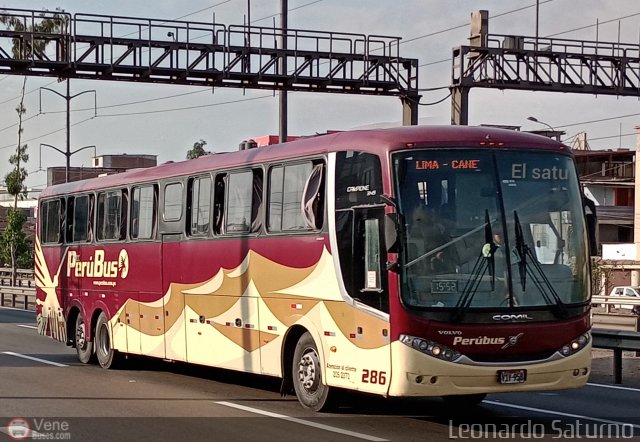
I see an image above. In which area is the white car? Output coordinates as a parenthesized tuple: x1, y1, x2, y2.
(608, 286, 640, 314)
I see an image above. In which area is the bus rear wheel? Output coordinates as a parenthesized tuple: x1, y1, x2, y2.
(292, 332, 334, 411)
(75, 313, 94, 364)
(95, 312, 119, 369)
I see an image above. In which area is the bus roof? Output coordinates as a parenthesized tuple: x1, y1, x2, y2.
(40, 125, 567, 198)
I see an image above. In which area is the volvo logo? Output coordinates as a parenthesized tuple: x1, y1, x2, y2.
(492, 314, 533, 321)
(502, 333, 524, 349)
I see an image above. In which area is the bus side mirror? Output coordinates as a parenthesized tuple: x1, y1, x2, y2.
(384, 213, 399, 253)
(583, 196, 598, 256)
(585, 213, 598, 256)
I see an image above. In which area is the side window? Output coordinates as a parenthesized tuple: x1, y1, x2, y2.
(163, 182, 183, 221)
(40, 199, 62, 244)
(188, 175, 211, 236)
(213, 174, 226, 235)
(72, 195, 91, 243)
(131, 185, 156, 240)
(335, 151, 382, 210)
(268, 161, 324, 232)
(97, 190, 126, 241)
(217, 169, 263, 234)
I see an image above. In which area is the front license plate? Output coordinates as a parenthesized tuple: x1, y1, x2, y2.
(497, 369, 527, 384)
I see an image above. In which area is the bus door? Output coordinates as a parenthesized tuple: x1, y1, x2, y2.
(335, 205, 392, 395)
(155, 181, 186, 360)
(333, 150, 391, 394)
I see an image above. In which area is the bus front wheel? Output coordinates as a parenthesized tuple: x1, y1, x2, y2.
(75, 313, 94, 364)
(292, 332, 334, 411)
(95, 312, 119, 369)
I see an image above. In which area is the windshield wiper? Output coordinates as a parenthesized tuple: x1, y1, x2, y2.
(451, 210, 496, 322)
(513, 210, 569, 319)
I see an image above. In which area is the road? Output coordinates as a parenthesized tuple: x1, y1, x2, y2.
(1, 306, 639, 441)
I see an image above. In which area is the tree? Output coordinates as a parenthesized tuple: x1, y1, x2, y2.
(1, 77, 32, 281)
(186, 139, 209, 159)
(0, 10, 68, 279)
(0, 9, 68, 60)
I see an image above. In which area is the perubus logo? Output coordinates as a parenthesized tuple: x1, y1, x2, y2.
(66, 249, 129, 279)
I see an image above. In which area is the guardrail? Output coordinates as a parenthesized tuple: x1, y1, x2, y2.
(0, 268, 34, 287)
(591, 329, 640, 384)
(591, 295, 640, 314)
(0, 287, 36, 310)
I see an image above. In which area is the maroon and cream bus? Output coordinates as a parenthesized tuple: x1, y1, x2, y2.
(35, 126, 594, 411)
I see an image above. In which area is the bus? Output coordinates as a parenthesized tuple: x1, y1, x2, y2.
(35, 126, 595, 411)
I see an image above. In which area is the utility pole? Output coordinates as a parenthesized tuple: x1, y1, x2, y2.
(279, 0, 288, 143)
(39, 79, 97, 182)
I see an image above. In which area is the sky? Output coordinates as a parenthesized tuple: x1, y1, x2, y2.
(1, 0, 639, 189)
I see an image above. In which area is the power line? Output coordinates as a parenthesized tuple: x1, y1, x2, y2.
(251, 0, 324, 24)
(0, 116, 95, 151)
(401, 0, 555, 47)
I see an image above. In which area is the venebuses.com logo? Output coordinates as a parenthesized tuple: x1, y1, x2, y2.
(7, 418, 30, 440)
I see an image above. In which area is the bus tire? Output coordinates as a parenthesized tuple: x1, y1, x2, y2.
(95, 312, 119, 369)
(292, 332, 334, 411)
(75, 312, 94, 364)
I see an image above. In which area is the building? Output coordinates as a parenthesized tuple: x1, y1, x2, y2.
(47, 154, 157, 186)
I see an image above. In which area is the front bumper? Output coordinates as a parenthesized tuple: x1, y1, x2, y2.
(388, 340, 591, 397)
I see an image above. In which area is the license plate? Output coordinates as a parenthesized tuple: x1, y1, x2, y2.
(497, 369, 527, 384)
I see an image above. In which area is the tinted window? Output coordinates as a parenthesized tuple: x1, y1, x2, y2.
(335, 151, 382, 209)
(163, 182, 183, 221)
(132, 186, 156, 240)
(40, 199, 61, 244)
(73, 195, 90, 242)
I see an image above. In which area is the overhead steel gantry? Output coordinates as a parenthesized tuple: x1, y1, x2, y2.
(0, 8, 420, 124)
(451, 10, 640, 125)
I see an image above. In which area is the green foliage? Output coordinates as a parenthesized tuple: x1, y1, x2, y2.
(0, 9, 68, 59)
(0, 209, 32, 268)
(590, 257, 614, 297)
(187, 139, 209, 160)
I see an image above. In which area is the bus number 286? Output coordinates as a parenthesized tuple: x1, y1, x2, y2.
(362, 369, 387, 385)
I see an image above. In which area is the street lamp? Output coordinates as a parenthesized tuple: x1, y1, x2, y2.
(527, 116, 555, 132)
(39, 82, 97, 183)
(40, 143, 97, 184)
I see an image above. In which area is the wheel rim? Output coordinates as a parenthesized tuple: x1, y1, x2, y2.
(98, 323, 109, 356)
(298, 347, 320, 394)
(76, 320, 86, 350)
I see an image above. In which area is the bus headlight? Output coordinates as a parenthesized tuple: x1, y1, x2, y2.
(400, 334, 461, 362)
(559, 332, 590, 357)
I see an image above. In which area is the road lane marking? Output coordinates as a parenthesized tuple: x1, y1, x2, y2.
(215, 401, 388, 441)
(16, 324, 38, 330)
(587, 382, 640, 393)
(0, 305, 33, 312)
(484, 400, 640, 430)
(2, 351, 68, 367)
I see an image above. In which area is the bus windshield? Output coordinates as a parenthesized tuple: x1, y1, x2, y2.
(392, 149, 589, 312)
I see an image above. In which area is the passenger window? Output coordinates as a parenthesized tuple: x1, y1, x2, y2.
(97, 190, 126, 241)
(40, 199, 62, 244)
(131, 186, 156, 240)
(163, 182, 183, 221)
(223, 170, 263, 234)
(188, 176, 211, 236)
(268, 161, 323, 232)
(72, 195, 91, 243)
